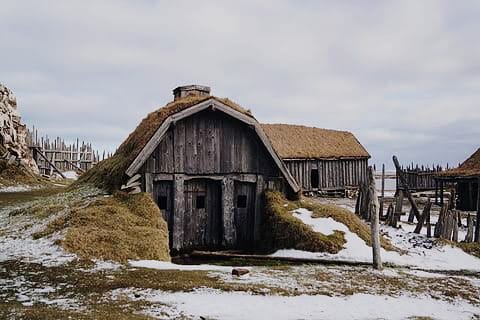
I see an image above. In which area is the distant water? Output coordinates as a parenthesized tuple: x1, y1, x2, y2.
(375, 177, 396, 195)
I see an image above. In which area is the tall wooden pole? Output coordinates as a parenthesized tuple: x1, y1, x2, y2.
(368, 166, 382, 270)
(475, 178, 480, 243)
(379, 164, 385, 218)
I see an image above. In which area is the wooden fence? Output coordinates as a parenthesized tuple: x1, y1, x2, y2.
(26, 127, 109, 177)
(395, 164, 447, 192)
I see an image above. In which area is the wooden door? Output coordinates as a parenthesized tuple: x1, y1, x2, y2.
(234, 181, 256, 248)
(153, 181, 174, 247)
(183, 179, 222, 249)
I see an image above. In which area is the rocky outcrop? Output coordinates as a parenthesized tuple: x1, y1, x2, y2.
(0, 83, 39, 174)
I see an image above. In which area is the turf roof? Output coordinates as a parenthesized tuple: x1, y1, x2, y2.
(77, 95, 254, 191)
(260, 124, 370, 160)
(438, 148, 480, 178)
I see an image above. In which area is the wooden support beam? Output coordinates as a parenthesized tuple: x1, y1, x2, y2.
(188, 251, 374, 267)
(35, 148, 66, 179)
(63, 159, 85, 173)
(414, 200, 431, 234)
(392, 156, 421, 221)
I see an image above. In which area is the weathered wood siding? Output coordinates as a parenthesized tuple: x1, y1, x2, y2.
(141, 109, 285, 251)
(285, 158, 368, 191)
(142, 110, 278, 176)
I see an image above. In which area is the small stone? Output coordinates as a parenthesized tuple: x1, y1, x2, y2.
(232, 268, 249, 276)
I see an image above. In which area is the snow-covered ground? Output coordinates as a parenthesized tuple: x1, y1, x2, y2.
(272, 206, 480, 271)
(112, 288, 479, 320)
(129, 260, 235, 272)
(1, 188, 479, 319)
(0, 185, 39, 193)
(62, 171, 78, 180)
(0, 188, 100, 266)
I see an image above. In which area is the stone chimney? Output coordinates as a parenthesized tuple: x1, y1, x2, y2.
(173, 85, 211, 101)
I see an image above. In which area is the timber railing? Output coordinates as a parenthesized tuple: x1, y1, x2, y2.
(26, 126, 110, 177)
(395, 164, 448, 192)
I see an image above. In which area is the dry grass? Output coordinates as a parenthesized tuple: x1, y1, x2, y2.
(439, 148, 480, 177)
(10, 203, 66, 218)
(260, 123, 370, 159)
(260, 191, 346, 254)
(299, 197, 397, 251)
(456, 242, 480, 258)
(76, 95, 254, 191)
(35, 192, 170, 262)
(0, 159, 46, 188)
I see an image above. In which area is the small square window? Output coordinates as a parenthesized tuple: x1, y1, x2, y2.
(158, 196, 168, 210)
(236, 195, 247, 208)
(196, 195, 206, 209)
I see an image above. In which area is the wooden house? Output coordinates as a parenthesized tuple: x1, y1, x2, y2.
(123, 85, 300, 252)
(261, 124, 370, 194)
(436, 148, 480, 211)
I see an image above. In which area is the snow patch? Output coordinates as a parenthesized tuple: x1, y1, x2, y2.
(62, 171, 78, 180)
(272, 207, 480, 271)
(111, 288, 480, 320)
(129, 260, 235, 272)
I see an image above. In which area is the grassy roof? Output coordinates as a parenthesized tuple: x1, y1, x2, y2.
(438, 148, 480, 178)
(77, 95, 253, 191)
(260, 124, 370, 160)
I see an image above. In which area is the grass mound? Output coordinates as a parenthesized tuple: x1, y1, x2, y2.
(35, 191, 170, 263)
(298, 198, 396, 251)
(260, 191, 346, 254)
(0, 158, 45, 188)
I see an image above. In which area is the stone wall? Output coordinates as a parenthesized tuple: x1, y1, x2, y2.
(0, 83, 39, 174)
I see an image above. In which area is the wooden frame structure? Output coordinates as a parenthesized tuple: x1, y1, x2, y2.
(125, 95, 300, 252)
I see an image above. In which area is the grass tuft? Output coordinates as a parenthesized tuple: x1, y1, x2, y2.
(260, 191, 346, 254)
(455, 242, 480, 258)
(34, 191, 170, 262)
(298, 197, 397, 251)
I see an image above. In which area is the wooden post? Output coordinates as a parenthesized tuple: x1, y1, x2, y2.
(385, 203, 394, 222)
(452, 211, 459, 242)
(414, 200, 431, 234)
(394, 190, 404, 217)
(355, 187, 362, 215)
(407, 207, 415, 223)
(465, 214, 474, 243)
(440, 180, 444, 206)
(434, 204, 447, 238)
(392, 156, 421, 221)
(367, 166, 382, 270)
(379, 164, 385, 217)
(475, 178, 480, 243)
(426, 205, 432, 238)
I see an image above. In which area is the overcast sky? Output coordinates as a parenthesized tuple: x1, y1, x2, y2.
(1, 1, 479, 169)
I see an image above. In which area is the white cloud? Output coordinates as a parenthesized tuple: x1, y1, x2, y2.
(0, 0, 479, 167)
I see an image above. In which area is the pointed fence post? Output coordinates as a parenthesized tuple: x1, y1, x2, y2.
(475, 178, 480, 243)
(368, 166, 382, 270)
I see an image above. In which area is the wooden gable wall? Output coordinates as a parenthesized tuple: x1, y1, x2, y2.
(141, 109, 279, 177)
